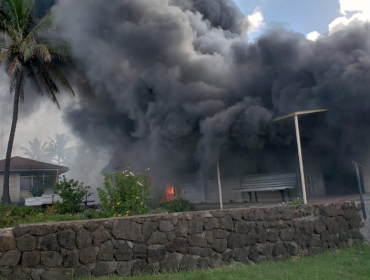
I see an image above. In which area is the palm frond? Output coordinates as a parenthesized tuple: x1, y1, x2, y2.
(18, 0, 34, 32)
(1, 25, 18, 45)
(0, 10, 11, 32)
(34, 43, 51, 62)
(7, 54, 19, 74)
(0, 8, 18, 43)
(26, 12, 53, 40)
(2, 0, 23, 41)
(40, 40, 72, 61)
(0, 50, 11, 63)
(33, 59, 61, 108)
(0, 1, 74, 109)
(21, 138, 51, 161)
(20, 40, 32, 61)
(25, 63, 42, 94)
(45, 62, 74, 95)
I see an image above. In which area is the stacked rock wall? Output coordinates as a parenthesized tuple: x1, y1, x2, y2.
(0, 202, 364, 280)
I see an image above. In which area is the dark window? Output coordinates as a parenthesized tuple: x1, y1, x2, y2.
(20, 175, 50, 191)
(20, 176, 32, 190)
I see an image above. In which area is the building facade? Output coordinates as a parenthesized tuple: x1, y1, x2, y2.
(0, 157, 68, 204)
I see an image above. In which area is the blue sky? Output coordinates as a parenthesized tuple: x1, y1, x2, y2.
(234, 0, 341, 36)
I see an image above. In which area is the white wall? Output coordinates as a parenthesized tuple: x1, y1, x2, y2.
(0, 174, 20, 203)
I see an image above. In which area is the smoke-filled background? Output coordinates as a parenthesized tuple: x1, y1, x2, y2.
(2, 0, 370, 197)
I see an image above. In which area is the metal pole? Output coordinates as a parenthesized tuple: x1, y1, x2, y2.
(294, 115, 308, 204)
(354, 161, 367, 219)
(0, 109, 4, 159)
(217, 162, 223, 210)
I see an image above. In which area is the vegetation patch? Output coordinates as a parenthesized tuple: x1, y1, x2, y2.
(97, 169, 152, 217)
(0, 169, 197, 228)
(162, 191, 195, 213)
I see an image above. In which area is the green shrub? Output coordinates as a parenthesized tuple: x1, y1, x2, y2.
(9, 206, 40, 217)
(287, 198, 304, 205)
(55, 176, 92, 214)
(97, 168, 152, 217)
(163, 191, 194, 213)
(29, 184, 44, 197)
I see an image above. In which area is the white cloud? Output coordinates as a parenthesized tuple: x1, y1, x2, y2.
(307, 0, 370, 39)
(247, 7, 264, 35)
(328, 10, 370, 35)
(306, 31, 322, 41)
(339, 0, 370, 15)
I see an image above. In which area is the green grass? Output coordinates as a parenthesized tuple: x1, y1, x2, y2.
(76, 244, 370, 280)
(0, 211, 86, 228)
(287, 199, 304, 206)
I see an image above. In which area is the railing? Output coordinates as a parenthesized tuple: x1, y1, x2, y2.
(352, 161, 368, 219)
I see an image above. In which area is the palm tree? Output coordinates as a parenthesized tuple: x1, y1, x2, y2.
(0, 0, 74, 204)
(48, 133, 70, 165)
(20, 137, 50, 161)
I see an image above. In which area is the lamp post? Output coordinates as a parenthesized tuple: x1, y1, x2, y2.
(274, 109, 328, 205)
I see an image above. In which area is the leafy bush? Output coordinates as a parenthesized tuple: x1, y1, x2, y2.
(97, 168, 152, 217)
(163, 191, 194, 213)
(29, 184, 44, 197)
(55, 176, 92, 214)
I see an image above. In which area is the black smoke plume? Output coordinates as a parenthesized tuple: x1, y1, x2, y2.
(47, 0, 370, 194)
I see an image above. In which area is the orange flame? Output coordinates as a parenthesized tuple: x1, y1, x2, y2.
(161, 185, 175, 203)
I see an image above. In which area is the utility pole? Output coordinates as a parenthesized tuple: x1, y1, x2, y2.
(217, 162, 223, 210)
(294, 115, 307, 204)
(274, 109, 328, 205)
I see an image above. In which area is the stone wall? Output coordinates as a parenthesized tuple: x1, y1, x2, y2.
(0, 202, 365, 280)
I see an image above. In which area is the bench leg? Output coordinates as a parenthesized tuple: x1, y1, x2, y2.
(255, 191, 258, 202)
(248, 192, 252, 203)
(280, 190, 285, 202)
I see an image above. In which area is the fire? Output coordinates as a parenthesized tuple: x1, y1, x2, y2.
(161, 185, 175, 203)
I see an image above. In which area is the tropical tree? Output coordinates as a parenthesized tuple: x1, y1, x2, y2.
(48, 133, 70, 165)
(20, 137, 51, 161)
(0, 0, 74, 204)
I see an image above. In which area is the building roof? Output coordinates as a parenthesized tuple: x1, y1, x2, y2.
(0, 156, 69, 172)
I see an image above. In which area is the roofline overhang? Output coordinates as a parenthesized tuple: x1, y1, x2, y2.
(273, 109, 329, 122)
(0, 169, 69, 172)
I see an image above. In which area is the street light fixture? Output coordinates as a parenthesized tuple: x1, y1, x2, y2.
(274, 109, 328, 205)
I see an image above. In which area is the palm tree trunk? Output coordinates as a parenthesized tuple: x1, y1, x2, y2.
(1, 72, 23, 204)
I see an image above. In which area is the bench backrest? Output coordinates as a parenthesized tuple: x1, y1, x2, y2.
(240, 173, 297, 190)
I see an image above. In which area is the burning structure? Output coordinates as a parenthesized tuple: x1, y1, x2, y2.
(25, 0, 370, 203)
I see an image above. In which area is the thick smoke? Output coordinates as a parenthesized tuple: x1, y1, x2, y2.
(49, 0, 370, 194)
(34, 0, 55, 18)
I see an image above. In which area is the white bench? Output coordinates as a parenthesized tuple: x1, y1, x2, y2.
(25, 194, 62, 206)
(235, 173, 297, 202)
(25, 195, 95, 207)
